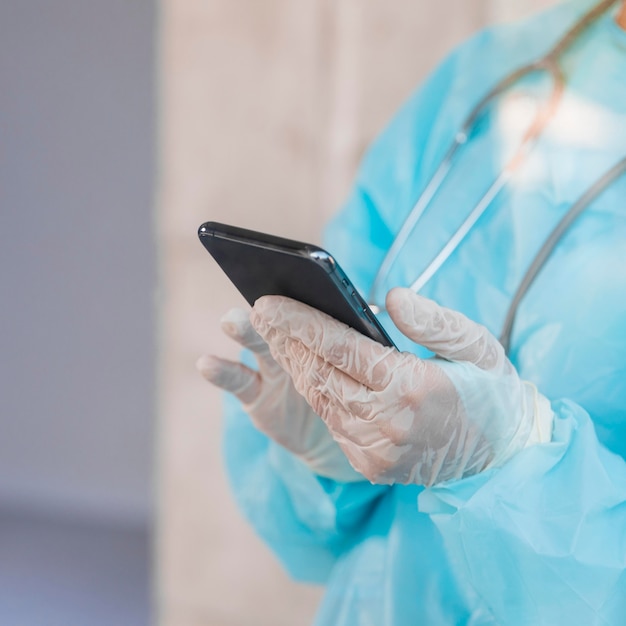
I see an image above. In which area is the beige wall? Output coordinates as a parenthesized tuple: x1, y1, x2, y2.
(157, 1, 559, 624)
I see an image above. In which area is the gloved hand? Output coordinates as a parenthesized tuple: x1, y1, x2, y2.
(197, 308, 363, 482)
(249, 288, 554, 486)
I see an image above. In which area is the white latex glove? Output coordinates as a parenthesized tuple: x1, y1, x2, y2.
(249, 288, 554, 486)
(197, 308, 363, 481)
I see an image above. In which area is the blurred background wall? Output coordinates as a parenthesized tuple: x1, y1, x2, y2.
(158, 1, 559, 625)
(0, 0, 155, 624)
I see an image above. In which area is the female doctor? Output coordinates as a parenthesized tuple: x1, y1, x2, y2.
(198, 0, 626, 623)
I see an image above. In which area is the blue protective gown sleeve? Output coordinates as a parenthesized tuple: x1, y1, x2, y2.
(223, 392, 387, 582)
(223, 1, 626, 622)
(420, 401, 626, 623)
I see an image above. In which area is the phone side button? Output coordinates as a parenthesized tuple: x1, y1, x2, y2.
(351, 290, 367, 307)
(351, 291, 364, 308)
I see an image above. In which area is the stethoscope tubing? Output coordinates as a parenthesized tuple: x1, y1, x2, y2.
(498, 155, 626, 352)
(367, 0, 622, 354)
(367, 56, 565, 310)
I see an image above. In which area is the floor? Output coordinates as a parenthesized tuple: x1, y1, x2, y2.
(0, 509, 151, 626)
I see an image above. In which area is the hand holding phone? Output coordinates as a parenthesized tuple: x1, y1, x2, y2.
(196, 306, 363, 482)
(196, 223, 374, 481)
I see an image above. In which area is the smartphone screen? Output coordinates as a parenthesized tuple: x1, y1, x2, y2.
(198, 221, 396, 348)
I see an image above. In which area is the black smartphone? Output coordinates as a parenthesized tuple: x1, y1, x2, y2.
(198, 221, 396, 349)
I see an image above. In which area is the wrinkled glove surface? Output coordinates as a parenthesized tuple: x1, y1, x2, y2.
(197, 308, 362, 481)
(249, 288, 553, 486)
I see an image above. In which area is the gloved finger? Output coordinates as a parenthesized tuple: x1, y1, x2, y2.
(385, 287, 506, 372)
(307, 389, 386, 451)
(220, 308, 283, 375)
(251, 295, 398, 391)
(257, 324, 379, 424)
(196, 354, 261, 404)
(298, 390, 401, 483)
(283, 356, 376, 441)
(282, 335, 376, 410)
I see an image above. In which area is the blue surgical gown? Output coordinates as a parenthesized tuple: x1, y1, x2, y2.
(222, 1, 626, 623)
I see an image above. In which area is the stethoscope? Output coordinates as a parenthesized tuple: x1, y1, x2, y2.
(366, 0, 626, 354)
